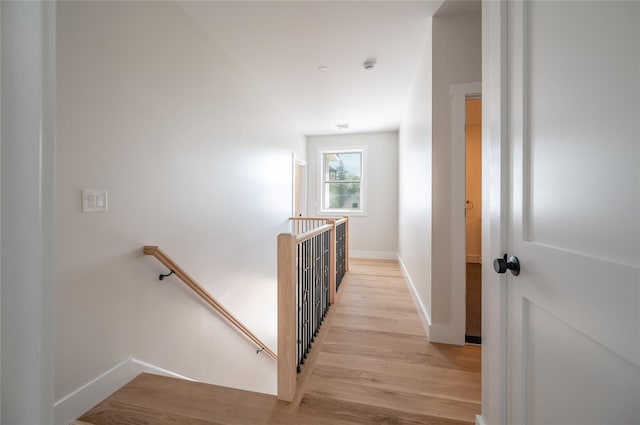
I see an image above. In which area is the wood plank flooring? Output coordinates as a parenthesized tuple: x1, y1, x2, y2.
(78, 259, 481, 425)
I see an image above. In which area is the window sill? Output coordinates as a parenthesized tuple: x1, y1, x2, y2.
(318, 210, 367, 217)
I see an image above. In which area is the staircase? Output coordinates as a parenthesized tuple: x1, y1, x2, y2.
(74, 373, 290, 425)
(74, 259, 480, 425)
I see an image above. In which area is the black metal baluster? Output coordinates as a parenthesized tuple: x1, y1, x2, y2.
(314, 233, 320, 338)
(305, 237, 310, 363)
(318, 233, 323, 330)
(300, 238, 305, 367)
(301, 239, 308, 365)
(336, 224, 340, 290)
(320, 231, 324, 321)
(308, 237, 313, 361)
(307, 237, 312, 360)
(308, 236, 314, 356)
(306, 234, 316, 354)
(312, 233, 317, 338)
(320, 231, 324, 320)
(336, 222, 346, 291)
(341, 222, 344, 285)
(323, 229, 329, 317)
(313, 233, 319, 340)
(297, 242, 302, 373)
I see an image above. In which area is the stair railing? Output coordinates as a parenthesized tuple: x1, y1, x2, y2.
(332, 217, 349, 291)
(288, 217, 349, 293)
(277, 216, 349, 402)
(143, 246, 277, 361)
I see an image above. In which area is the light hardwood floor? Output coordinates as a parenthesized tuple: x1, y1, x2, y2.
(77, 259, 481, 425)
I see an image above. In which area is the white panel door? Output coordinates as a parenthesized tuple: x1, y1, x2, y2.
(505, 2, 640, 424)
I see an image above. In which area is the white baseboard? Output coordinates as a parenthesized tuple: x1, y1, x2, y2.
(397, 255, 431, 339)
(429, 322, 465, 345)
(54, 357, 193, 425)
(476, 414, 487, 425)
(396, 255, 466, 346)
(350, 250, 398, 260)
(466, 254, 482, 263)
(130, 358, 195, 382)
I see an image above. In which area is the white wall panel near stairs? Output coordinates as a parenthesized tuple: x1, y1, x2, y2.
(54, 358, 194, 425)
(55, 1, 305, 418)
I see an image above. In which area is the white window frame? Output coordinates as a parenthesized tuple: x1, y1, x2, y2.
(318, 146, 367, 216)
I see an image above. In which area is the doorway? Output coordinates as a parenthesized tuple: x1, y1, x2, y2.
(292, 154, 307, 217)
(465, 97, 482, 344)
(449, 81, 481, 346)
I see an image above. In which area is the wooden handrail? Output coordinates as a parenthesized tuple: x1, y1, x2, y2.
(295, 224, 333, 243)
(289, 216, 347, 223)
(289, 217, 335, 221)
(143, 246, 277, 361)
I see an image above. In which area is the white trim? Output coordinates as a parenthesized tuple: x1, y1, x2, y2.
(0, 1, 2, 413)
(130, 358, 195, 382)
(397, 255, 431, 339)
(53, 358, 193, 425)
(1, 2, 56, 423)
(350, 250, 397, 260)
(291, 153, 307, 217)
(476, 414, 488, 425)
(481, 1, 508, 423)
(429, 323, 465, 345)
(467, 254, 482, 263)
(450, 81, 482, 348)
(450, 83, 482, 96)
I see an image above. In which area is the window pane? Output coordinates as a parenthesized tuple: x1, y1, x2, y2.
(324, 182, 361, 209)
(324, 152, 361, 182)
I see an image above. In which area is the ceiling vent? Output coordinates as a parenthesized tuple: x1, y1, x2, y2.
(363, 59, 376, 70)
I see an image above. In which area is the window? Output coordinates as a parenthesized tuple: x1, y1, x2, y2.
(319, 148, 366, 215)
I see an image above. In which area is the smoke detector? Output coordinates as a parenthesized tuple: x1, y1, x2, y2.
(363, 58, 376, 71)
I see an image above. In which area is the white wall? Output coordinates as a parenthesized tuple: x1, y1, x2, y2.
(431, 12, 481, 338)
(56, 0, 304, 409)
(306, 132, 398, 259)
(398, 20, 433, 332)
(398, 11, 481, 343)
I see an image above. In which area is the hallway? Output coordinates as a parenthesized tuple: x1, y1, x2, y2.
(77, 259, 480, 424)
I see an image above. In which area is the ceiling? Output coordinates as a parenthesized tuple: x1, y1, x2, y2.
(179, 1, 475, 136)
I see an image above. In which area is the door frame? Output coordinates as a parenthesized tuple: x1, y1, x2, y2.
(479, 1, 508, 425)
(1, 1, 57, 423)
(450, 82, 482, 347)
(291, 153, 307, 217)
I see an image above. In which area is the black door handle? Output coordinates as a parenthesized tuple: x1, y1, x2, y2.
(493, 254, 520, 276)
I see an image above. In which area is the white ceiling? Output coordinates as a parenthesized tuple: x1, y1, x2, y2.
(178, 1, 454, 136)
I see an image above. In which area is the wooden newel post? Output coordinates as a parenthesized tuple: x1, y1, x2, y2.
(277, 233, 297, 402)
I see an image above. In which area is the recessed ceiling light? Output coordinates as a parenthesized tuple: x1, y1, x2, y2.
(318, 66, 329, 72)
(336, 123, 349, 130)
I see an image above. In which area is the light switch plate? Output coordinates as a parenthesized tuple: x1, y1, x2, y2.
(82, 189, 108, 213)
